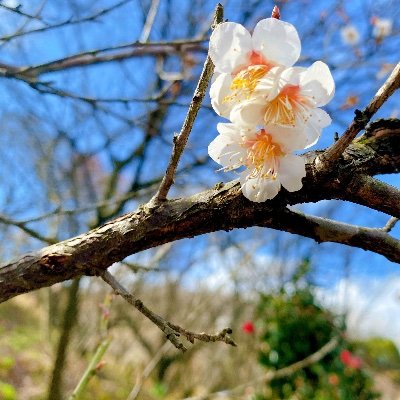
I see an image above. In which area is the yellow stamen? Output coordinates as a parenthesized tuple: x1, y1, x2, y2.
(243, 129, 284, 180)
(264, 84, 311, 127)
(224, 65, 268, 102)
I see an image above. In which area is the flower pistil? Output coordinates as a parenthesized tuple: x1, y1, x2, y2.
(264, 84, 311, 127)
(243, 129, 284, 180)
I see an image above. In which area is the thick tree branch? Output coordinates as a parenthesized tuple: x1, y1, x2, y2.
(316, 62, 400, 171)
(266, 209, 400, 263)
(341, 175, 400, 217)
(0, 121, 400, 303)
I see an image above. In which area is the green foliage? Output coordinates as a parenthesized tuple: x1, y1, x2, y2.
(0, 381, 17, 400)
(354, 337, 400, 370)
(255, 263, 379, 400)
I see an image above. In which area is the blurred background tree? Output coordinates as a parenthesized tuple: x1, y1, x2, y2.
(255, 261, 379, 399)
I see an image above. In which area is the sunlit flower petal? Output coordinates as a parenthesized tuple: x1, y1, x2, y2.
(252, 18, 301, 67)
(230, 62, 334, 147)
(208, 123, 248, 168)
(240, 172, 281, 202)
(230, 98, 266, 127)
(209, 18, 301, 120)
(208, 123, 307, 202)
(210, 73, 233, 118)
(267, 124, 308, 152)
(209, 22, 253, 74)
(299, 61, 335, 107)
(278, 154, 306, 192)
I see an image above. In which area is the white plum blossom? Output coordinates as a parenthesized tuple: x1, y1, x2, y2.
(340, 24, 360, 45)
(209, 18, 301, 119)
(229, 61, 335, 147)
(372, 17, 392, 39)
(208, 123, 307, 202)
(207, 12, 335, 202)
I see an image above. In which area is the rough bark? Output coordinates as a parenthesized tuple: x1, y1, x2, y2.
(0, 120, 399, 303)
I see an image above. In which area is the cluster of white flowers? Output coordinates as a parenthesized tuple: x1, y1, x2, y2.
(208, 17, 335, 202)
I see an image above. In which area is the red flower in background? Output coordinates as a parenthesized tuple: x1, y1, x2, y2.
(340, 349, 362, 369)
(242, 321, 255, 334)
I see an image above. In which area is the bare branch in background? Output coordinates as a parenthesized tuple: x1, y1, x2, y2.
(183, 337, 339, 399)
(0, 0, 134, 42)
(140, 0, 160, 42)
(100, 270, 236, 352)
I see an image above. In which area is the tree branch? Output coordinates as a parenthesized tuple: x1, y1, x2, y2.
(150, 3, 224, 204)
(0, 121, 399, 303)
(0, 40, 206, 83)
(266, 209, 400, 263)
(316, 62, 400, 171)
(100, 270, 235, 352)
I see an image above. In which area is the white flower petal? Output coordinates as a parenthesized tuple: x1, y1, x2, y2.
(303, 124, 321, 148)
(252, 18, 301, 67)
(310, 107, 332, 128)
(301, 108, 331, 148)
(278, 154, 306, 192)
(299, 61, 335, 107)
(209, 22, 253, 74)
(208, 127, 245, 169)
(240, 171, 281, 202)
(304, 108, 331, 139)
(210, 73, 234, 118)
(279, 66, 306, 87)
(265, 125, 308, 152)
(215, 122, 241, 138)
(217, 122, 256, 137)
(230, 99, 265, 127)
(255, 66, 285, 100)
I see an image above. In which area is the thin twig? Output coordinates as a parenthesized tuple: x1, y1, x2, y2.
(381, 217, 399, 233)
(149, 3, 224, 205)
(140, 0, 160, 42)
(126, 341, 172, 400)
(316, 62, 400, 172)
(68, 337, 111, 400)
(167, 323, 236, 346)
(100, 270, 236, 352)
(0, 213, 57, 244)
(0, 0, 133, 43)
(263, 337, 338, 381)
